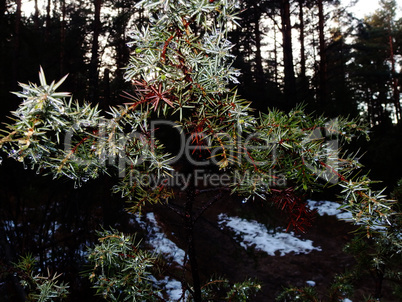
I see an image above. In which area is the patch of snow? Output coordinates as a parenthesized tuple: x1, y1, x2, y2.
(307, 200, 388, 231)
(155, 276, 185, 301)
(307, 200, 352, 220)
(343, 298, 353, 302)
(164, 279, 183, 301)
(217, 214, 321, 256)
(135, 212, 186, 265)
(306, 280, 316, 287)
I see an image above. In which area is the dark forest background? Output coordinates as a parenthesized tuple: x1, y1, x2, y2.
(0, 0, 402, 300)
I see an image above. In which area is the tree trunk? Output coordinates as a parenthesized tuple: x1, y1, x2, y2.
(298, 0, 306, 79)
(88, 0, 102, 102)
(389, 35, 401, 122)
(33, 0, 40, 29)
(12, 0, 22, 84)
(317, 0, 327, 107)
(45, 0, 51, 42)
(253, 7, 264, 85)
(273, 25, 279, 83)
(101, 68, 110, 109)
(366, 88, 374, 127)
(0, 0, 6, 17)
(280, 0, 297, 110)
(60, 0, 66, 76)
(0, 0, 6, 91)
(297, 0, 310, 103)
(374, 265, 385, 299)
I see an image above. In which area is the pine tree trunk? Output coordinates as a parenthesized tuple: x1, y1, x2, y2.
(374, 266, 384, 299)
(366, 88, 374, 127)
(317, 0, 327, 107)
(101, 68, 111, 109)
(114, 6, 130, 80)
(33, 0, 40, 29)
(12, 0, 21, 84)
(389, 35, 401, 122)
(280, 0, 297, 110)
(298, 0, 306, 79)
(0, 0, 6, 17)
(60, 0, 66, 76)
(45, 0, 51, 42)
(297, 0, 309, 103)
(273, 25, 278, 83)
(88, 0, 102, 102)
(253, 8, 264, 85)
(0, 0, 5, 91)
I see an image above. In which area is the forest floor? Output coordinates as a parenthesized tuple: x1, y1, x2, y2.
(142, 193, 396, 302)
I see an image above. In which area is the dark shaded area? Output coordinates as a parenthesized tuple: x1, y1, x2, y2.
(360, 123, 402, 191)
(1, 174, 397, 301)
(0, 160, 130, 301)
(148, 194, 398, 301)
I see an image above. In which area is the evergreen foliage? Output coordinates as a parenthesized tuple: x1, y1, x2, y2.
(14, 254, 69, 302)
(86, 229, 159, 301)
(0, 0, 400, 301)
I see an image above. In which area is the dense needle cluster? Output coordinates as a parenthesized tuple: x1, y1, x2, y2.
(0, 0, 400, 301)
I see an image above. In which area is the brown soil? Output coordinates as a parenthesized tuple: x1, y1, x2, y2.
(148, 192, 396, 301)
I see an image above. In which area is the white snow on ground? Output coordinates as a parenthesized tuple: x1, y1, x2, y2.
(134, 213, 186, 301)
(154, 276, 185, 301)
(307, 199, 387, 231)
(133, 200, 357, 300)
(163, 278, 183, 301)
(217, 214, 322, 256)
(135, 212, 186, 265)
(307, 199, 352, 220)
(135, 200, 354, 262)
